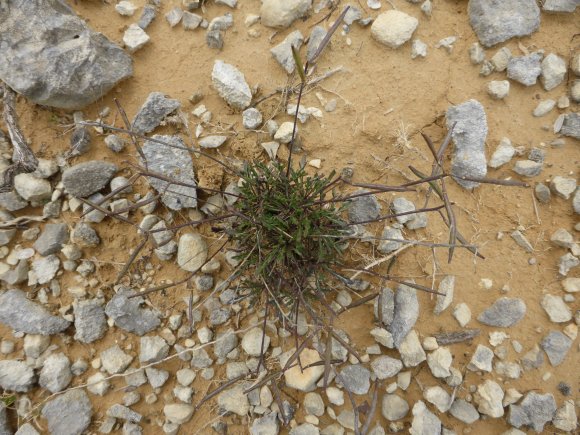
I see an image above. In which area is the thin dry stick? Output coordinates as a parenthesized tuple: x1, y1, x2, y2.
(1, 84, 38, 192)
(349, 243, 414, 280)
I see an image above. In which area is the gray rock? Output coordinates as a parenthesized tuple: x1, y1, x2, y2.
(543, 0, 580, 12)
(427, 347, 452, 378)
(371, 10, 418, 49)
(0, 228, 16, 247)
(559, 113, 580, 139)
(398, 330, 426, 367)
(0, 289, 70, 335)
(347, 190, 381, 223)
(13, 174, 51, 203)
(41, 389, 92, 435)
(338, 364, 371, 395)
(508, 392, 556, 432)
(434, 275, 454, 314)
(559, 253, 579, 276)
(522, 345, 544, 370)
(541, 294, 572, 323)
(214, 329, 238, 359)
(468, 344, 494, 372)
(289, 423, 318, 435)
(410, 400, 442, 435)
(15, 423, 40, 435)
(138, 5, 157, 29)
(71, 222, 100, 247)
(39, 353, 72, 393)
(541, 331, 572, 366)
(73, 298, 107, 343)
(469, 42, 485, 64)
(271, 31, 304, 74)
(389, 283, 419, 348)
(513, 160, 543, 177)
(487, 80, 510, 99)
(411, 39, 428, 59)
(307, 26, 326, 62)
(107, 404, 142, 423)
(28, 254, 59, 285)
(446, 100, 488, 189)
(62, 161, 117, 198)
(477, 297, 526, 327)
(242, 327, 270, 357)
(491, 47, 512, 71)
(242, 108, 262, 130)
(0, 360, 36, 392)
(534, 183, 551, 203)
(177, 233, 208, 272)
(212, 60, 252, 110)
(183, 12, 203, 30)
(145, 367, 169, 388)
(251, 412, 279, 435)
(507, 53, 543, 86)
(131, 92, 180, 135)
(101, 345, 133, 375)
(450, 399, 479, 424)
(33, 223, 69, 256)
(533, 99, 556, 117)
(553, 400, 577, 432)
(0, 402, 10, 435)
(199, 136, 228, 149)
(550, 176, 577, 200)
(574, 189, 580, 214)
(190, 348, 213, 369)
(468, 0, 540, 47)
(510, 230, 533, 253)
(541, 53, 567, 90)
(123, 24, 149, 53)
(391, 197, 416, 224)
(260, 0, 312, 29)
(382, 394, 409, 421)
(139, 336, 169, 364)
(163, 404, 194, 425)
(217, 384, 250, 416)
(304, 392, 324, 416)
(475, 380, 504, 418)
(141, 135, 197, 210)
(0, 260, 28, 286)
(105, 289, 160, 336)
(378, 226, 404, 254)
(206, 14, 233, 49)
(0, 0, 132, 109)
(424, 386, 451, 413)
(371, 356, 403, 379)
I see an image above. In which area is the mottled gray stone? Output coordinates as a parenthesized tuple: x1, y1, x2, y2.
(132, 92, 180, 134)
(0, 360, 36, 392)
(33, 223, 69, 256)
(0, 289, 70, 335)
(508, 392, 556, 432)
(141, 135, 197, 210)
(41, 389, 92, 435)
(468, 0, 540, 47)
(543, 0, 580, 13)
(338, 364, 371, 395)
(211, 60, 252, 110)
(389, 283, 419, 348)
(450, 399, 479, 424)
(541, 331, 572, 366)
(446, 100, 488, 189)
(0, 0, 132, 109)
(271, 31, 304, 74)
(105, 289, 160, 336)
(73, 298, 107, 343)
(62, 161, 117, 198)
(347, 190, 381, 223)
(477, 297, 526, 327)
(507, 53, 543, 86)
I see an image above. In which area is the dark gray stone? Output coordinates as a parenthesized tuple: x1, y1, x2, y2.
(138, 4, 157, 29)
(446, 100, 488, 189)
(560, 113, 580, 140)
(41, 389, 92, 435)
(214, 329, 238, 359)
(105, 289, 160, 336)
(73, 299, 107, 343)
(338, 364, 371, 395)
(141, 135, 197, 210)
(62, 161, 117, 198)
(33, 223, 69, 256)
(0, 289, 70, 335)
(477, 297, 526, 327)
(131, 92, 180, 135)
(347, 190, 381, 223)
(508, 392, 556, 432)
(507, 53, 543, 86)
(0, 191, 27, 211)
(71, 222, 100, 247)
(389, 283, 419, 348)
(0, 0, 132, 109)
(0, 360, 36, 392)
(468, 0, 540, 47)
(541, 331, 572, 366)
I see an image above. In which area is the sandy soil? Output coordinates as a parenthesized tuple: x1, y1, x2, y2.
(1, 0, 579, 434)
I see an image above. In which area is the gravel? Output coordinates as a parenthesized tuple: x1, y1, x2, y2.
(62, 161, 117, 198)
(131, 92, 180, 134)
(105, 289, 161, 336)
(212, 60, 252, 110)
(541, 330, 572, 366)
(478, 297, 526, 327)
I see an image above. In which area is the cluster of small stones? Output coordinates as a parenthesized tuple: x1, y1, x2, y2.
(0, 0, 578, 435)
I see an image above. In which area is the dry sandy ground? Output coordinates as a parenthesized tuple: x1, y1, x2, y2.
(1, 0, 579, 434)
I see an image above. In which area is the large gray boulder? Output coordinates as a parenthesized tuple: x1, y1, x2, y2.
(468, 0, 540, 47)
(0, 0, 132, 109)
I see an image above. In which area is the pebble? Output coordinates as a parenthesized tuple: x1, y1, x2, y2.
(450, 399, 480, 424)
(424, 385, 452, 412)
(510, 230, 533, 253)
(138, 5, 156, 29)
(164, 404, 194, 425)
(411, 39, 428, 59)
(62, 160, 117, 198)
(183, 11, 203, 30)
(123, 24, 150, 53)
(371, 11, 418, 49)
(347, 190, 381, 223)
(337, 364, 370, 395)
(370, 356, 403, 379)
(541, 330, 572, 366)
(434, 275, 454, 314)
(410, 400, 441, 434)
(562, 277, 580, 293)
(508, 392, 556, 432)
(507, 52, 543, 86)
(241, 327, 270, 356)
(14, 173, 52, 203)
(105, 289, 160, 336)
(101, 345, 133, 375)
(283, 348, 324, 391)
(541, 294, 572, 322)
(274, 121, 295, 144)
(550, 176, 576, 199)
(382, 394, 409, 421)
(242, 108, 262, 129)
(541, 53, 567, 90)
(132, 92, 180, 134)
(87, 372, 110, 396)
(468, 344, 494, 372)
(398, 329, 426, 367)
(218, 385, 250, 416)
(453, 303, 471, 327)
(41, 390, 92, 435)
(532, 99, 556, 117)
(478, 297, 526, 327)
(534, 183, 551, 203)
(177, 233, 208, 272)
(260, 0, 312, 29)
(513, 160, 543, 177)
(475, 380, 504, 418)
(116, 1, 138, 16)
(487, 80, 510, 99)
(427, 347, 452, 378)
(491, 47, 511, 71)
(211, 60, 252, 110)
(271, 30, 304, 74)
(165, 7, 183, 27)
(553, 400, 577, 432)
(199, 136, 228, 149)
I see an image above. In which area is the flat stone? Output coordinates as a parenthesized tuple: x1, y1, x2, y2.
(260, 0, 312, 29)
(508, 392, 556, 432)
(382, 394, 409, 421)
(212, 60, 252, 110)
(39, 353, 72, 393)
(62, 161, 117, 198)
(475, 380, 504, 418)
(477, 297, 526, 327)
(41, 389, 92, 435)
(101, 345, 133, 375)
(0, 289, 70, 335)
(105, 289, 160, 336)
(217, 384, 250, 416)
(371, 10, 418, 49)
(468, 0, 540, 47)
(271, 30, 304, 74)
(446, 100, 488, 189)
(132, 92, 180, 134)
(507, 53, 543, 86)
(34, 224, 69, 256)
(73, 298, 107, 343)
(541, 294, 572, 323)
(0, 360, 36, 392)
(337, 364, 370, 395)
(450, 399, 480, 424)
(141, 135, 197, 210)
(370, 356, 402, 379)
(541, 330, 572, 366)
(0, 0, 132, 109)
(410, 400, 442, 435)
